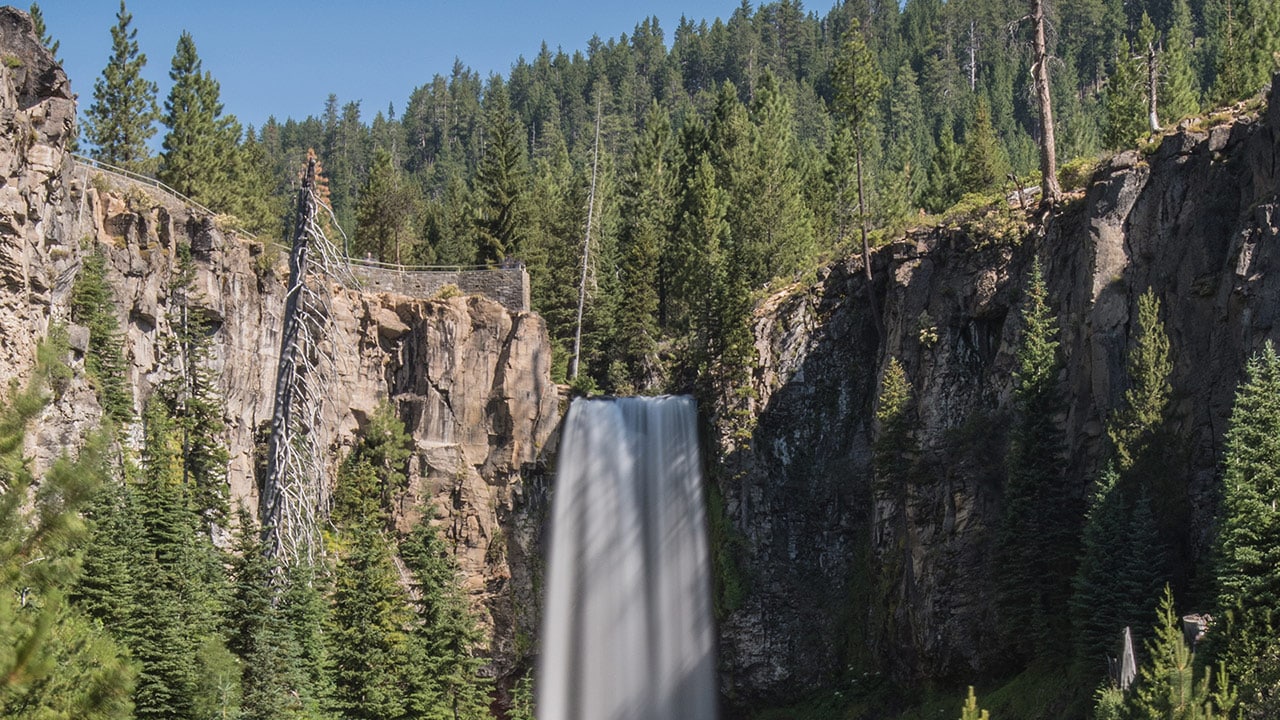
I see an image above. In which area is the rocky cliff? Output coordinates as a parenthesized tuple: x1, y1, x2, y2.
(0, 7, 558, 683)
(715, 81, 1280, 706)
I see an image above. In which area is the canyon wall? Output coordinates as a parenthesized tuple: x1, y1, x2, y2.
(715, 80, 1280, 706)
(0, 8, 558, 683)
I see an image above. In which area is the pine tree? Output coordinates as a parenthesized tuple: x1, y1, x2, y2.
(883, 60, 927, 218)
(355, 146, 421, 264)
(278, 564, 334, 718)
(520, 119, 582, 381)
(424, 170, 481, 266)
(1108, 290, 1172, 473)
(225, 510, 318, 720)
(1104, 44, 1147, 150)
(74, 480, 139, 634)
(327, 407, 417, 718)
(128, 396, 230, 720)
(832, 17, 886, 334)
(320, 97, 369, 235)
(1213, 342, 1280, 712)
(82, 1, 158, 172)
(329, 524, 412, 720)
(71, 249, 133, 425)
(159, 242, 230, 528)
(920, 125, 963, 213)
(28, 3, 57, 59)
(225, 509, 273, 661)
(874, 356, 914, 483)
(998, 260, 1077, 657)
(332, 402, 412, 526)
(676, 152, 751, 401)
(1133, 586, 1237, 720)
(226, 127, 280, 235)
(960, 98, 1011, 194)
(474, 77, 529, 264)
(0, 358, 135, 720)
(507, 671, 535, 720)
(1160, 0, 1200, 125)
(869, 355, 917, 669)
(1213, 0, 1280, 104)
(1072, 465, 1165, 671)
(159, 32, 238, 208)
(400, 522, 492, 719)
(959, 686, 992, 720)
(1244, 0, 1280, 97)
(615, 101, 673, 392)
(732, 70, 815, 286)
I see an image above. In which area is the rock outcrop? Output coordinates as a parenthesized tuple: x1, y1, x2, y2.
(0, 6, 73, 392)
(715, 82, 1280, 706)
(0, 8, 558, 683)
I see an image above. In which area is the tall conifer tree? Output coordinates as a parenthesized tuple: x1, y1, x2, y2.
(736, 70, 815, 285)
(616, 102, 673, 391)
(1133, 586, 1237, 720)
(400, 522, 492, 719)
(159, 32, 240, 210)
(960, 98, 1010, 193)
(1160, 0, 1200, 124)
(355, 146, 420, 264)
(71, 249, 132, 425)
(998, 260, 1077, 657)
(1104, 44, 1147, 150)
(1214, 342, 1280, 713)
(832, 18, 886, 333)
(83, 1, 157, 172)
(1071, 465, 1164, 670)
(1108, 290, 1173, 473)
(474, 77, 529, 264)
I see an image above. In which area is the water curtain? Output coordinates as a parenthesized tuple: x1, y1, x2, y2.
(539, 396, 717, 720)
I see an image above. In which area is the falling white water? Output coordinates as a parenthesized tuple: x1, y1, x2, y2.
(538, 396, 718, 720)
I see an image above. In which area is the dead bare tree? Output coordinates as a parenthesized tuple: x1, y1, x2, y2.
(1029, 0, 1062, 204)
(261, 154, 354, 565)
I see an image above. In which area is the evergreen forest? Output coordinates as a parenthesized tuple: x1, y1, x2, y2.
(75, 0, 1280, 393)
(7, 0, 1280, 719)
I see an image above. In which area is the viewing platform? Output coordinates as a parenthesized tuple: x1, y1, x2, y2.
(71, 154, 530, 313)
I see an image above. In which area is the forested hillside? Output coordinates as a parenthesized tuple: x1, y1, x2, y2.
(74, 0, 1280, 392)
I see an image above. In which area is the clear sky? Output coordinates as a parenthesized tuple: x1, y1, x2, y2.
(40, 0, 764, 133)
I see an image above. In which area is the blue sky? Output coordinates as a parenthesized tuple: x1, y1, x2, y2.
(40, 0, 765, 132)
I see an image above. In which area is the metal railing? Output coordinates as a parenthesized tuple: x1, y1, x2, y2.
(70, 153, 524, 277)
(71, 153, 223, 221)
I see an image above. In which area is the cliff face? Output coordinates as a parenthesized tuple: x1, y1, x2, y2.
(0, 8, 74, 393)
(0, 8, 558, 682)
(716, 83, 1280, 705)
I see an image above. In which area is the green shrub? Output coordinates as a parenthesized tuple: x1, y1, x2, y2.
(1059, 156, 1101, 192)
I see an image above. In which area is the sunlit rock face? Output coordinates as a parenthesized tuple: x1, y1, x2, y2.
(712, 76, 1280, 707)
(0, 7, 559, 685)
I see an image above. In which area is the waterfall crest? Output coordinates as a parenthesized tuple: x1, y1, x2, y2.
(538, 396, 717, 720)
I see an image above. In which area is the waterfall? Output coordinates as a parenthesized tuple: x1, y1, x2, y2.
(538, 396, 718, 720)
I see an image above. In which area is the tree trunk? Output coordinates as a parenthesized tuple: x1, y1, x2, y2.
(263, 156, 316, 559)
(1031, 0, 1062, 204)
(1147, 40, 1160, 132)
(855, 139, 883, 339)
(570, 102, 602, 381)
